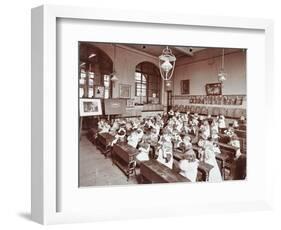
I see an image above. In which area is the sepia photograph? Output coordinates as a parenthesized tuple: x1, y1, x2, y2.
(79, 42, 247, 187)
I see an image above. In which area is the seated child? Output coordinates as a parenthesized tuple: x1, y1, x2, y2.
(111, 127, 126, 146)
(162, 112, 169, 124)
(131, 119, 138, 130)
(136, 141, 150, 161)
(174, 119, 183, 132)
(165, 122, 174, 134)
(110, 119, 120, 135)
(158, 129, 172, 144)
(224, 127, 235, 139)
(217, 115, 226, 129)
(233, 120, 239, 128)
(125, 120, 133, 132)
(154, 122, 162, 135)
(213, 142, 221, 156)
(175, 110, 180, 118)
(182, 135, 192, 150)
(157, 136, 173, 169)
(150, 128, 159, 144)
(198, 133, 209, 148)
(190, 117, 199, 132)
(142, 128, 153, 143)
(178, 149, 199, 182)
(193, 113, 199, 120)
(181, 112, 189, 122)
(181, 121, 191, 134)
(200, 120, 211, 139)
(240, 116, 246, 124)
(210, 120, 219, 142)
(199, 141, 223, 183)
(172, 132, 182, 149)
(145, 118, 154, 129)
(97, 119, 111, 134)
(127, 129, 140, 148)
(228, 134, 242, 159)
(136, 127, 144, 140)
(176, 141, 187, 152)
(168, 109, 175, 117)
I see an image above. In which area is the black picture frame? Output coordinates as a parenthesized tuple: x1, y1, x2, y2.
(205, 83, 222, 95)
(180, 79, 190, 94)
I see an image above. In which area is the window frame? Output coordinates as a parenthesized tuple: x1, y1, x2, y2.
(134, 62, 161, 104)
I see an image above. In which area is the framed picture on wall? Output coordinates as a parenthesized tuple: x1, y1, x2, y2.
(205, 83, 222, 95)
(126, 99, 135, 107)
(181, 79, 190, 94)
(94, 85, 105, 98)
(119, 84, 131, 98)
(79, 98, 102, 116)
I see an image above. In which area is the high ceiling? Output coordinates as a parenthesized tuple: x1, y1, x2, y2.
(81, 42, 245, 66)
(124, 44, 205, 58)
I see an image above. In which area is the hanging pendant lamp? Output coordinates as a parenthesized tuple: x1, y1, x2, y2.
(218, 48, 227, 83)
(159, 46, 176, 81)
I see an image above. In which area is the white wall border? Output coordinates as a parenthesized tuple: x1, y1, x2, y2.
(31, 5, 274, 225)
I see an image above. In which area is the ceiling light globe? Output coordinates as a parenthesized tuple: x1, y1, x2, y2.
(161, 60, 173, 72)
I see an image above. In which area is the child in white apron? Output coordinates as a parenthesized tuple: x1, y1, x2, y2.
(179, 149, 199, 182)
(127, 129, 140, 148)
(136, 142, 150, 161)
(202, 142, 223, 183)
(157, 137, 173, 169)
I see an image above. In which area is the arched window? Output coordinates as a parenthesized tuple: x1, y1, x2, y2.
(79, 43, 113, 99)
(135, 62, 161, 104)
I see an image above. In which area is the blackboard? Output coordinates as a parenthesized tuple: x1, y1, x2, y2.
(104, 99, 126, 115)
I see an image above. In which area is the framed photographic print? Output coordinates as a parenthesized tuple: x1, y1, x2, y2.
(94, 85, 105, 98)
(119, 84, 131, 98)
(181, 79, 190, 94)
(205, 83, 222, 95)
(79, 98, 102, 116)
(31, 5, 274, 225)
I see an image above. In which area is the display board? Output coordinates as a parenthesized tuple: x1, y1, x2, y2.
(104, 99, 126, 115)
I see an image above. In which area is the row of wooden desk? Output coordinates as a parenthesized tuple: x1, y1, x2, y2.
(94, 131, 245, 183)
(219, 130, 247, 155)
(140, 160, 190, 183)
(173, 150, 214, 181)
(111, 142, 138, 180)
(94, 133, 193, 183)
(217, 137, 247, 180)
(95, 132, 115, 158)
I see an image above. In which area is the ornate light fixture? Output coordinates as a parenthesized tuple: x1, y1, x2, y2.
(159, 46, 176, 81)
(218, 48, 227, 83)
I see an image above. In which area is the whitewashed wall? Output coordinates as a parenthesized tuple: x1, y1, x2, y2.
(173, 50, 247, 96)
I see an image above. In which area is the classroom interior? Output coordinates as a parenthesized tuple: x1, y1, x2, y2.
(78, 42, 247, 187)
